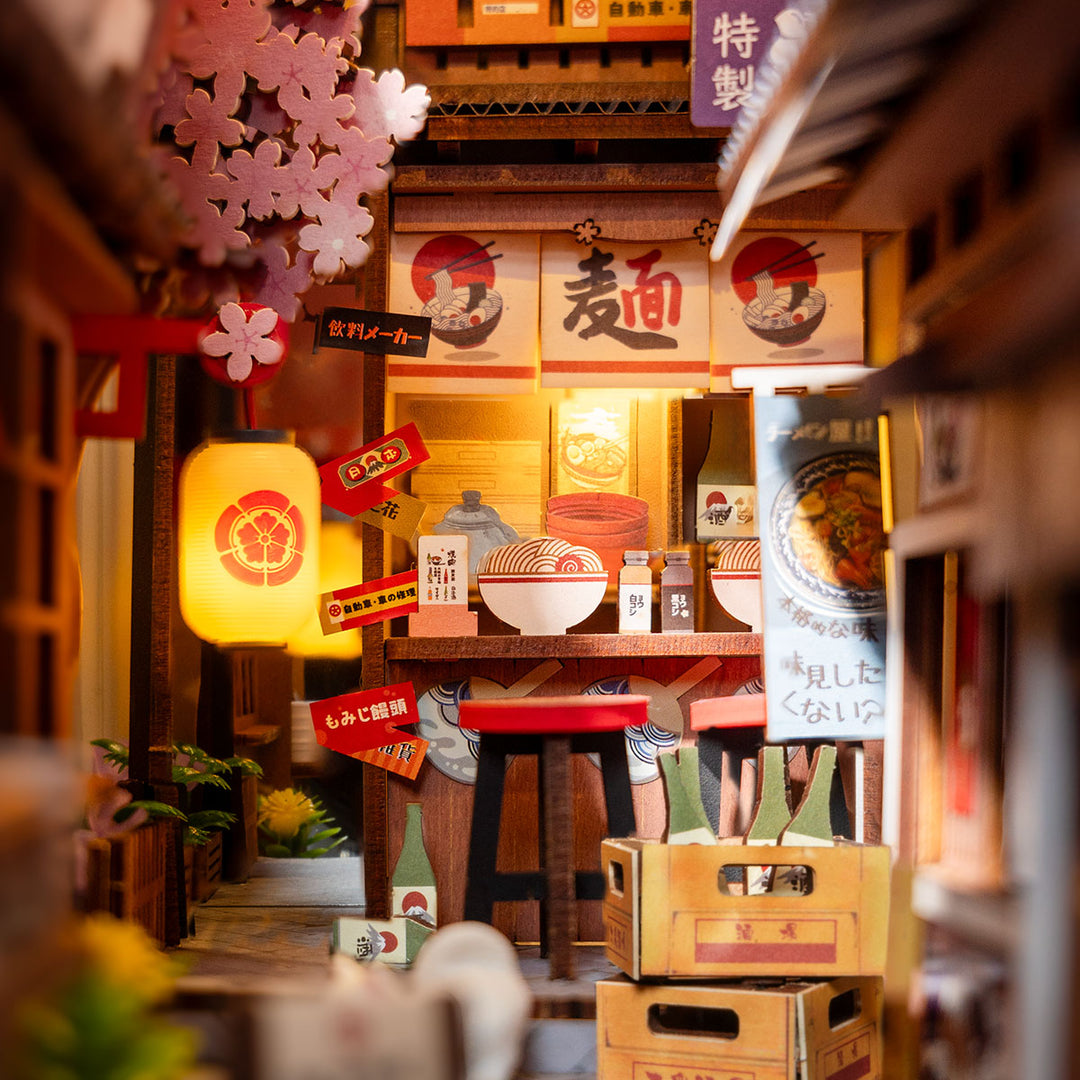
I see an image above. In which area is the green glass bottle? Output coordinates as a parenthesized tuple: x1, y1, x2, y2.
(659, 748, 717, 846)
(392, 802, 438, 925)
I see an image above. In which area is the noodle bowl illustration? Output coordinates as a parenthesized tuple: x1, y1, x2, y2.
(412, 235, 504, 349)
(734, 237, 827, 347)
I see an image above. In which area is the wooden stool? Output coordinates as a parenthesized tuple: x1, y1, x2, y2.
(460, 694, 648, 979)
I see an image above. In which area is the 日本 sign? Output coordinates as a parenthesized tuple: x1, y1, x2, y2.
(319, 571, 420, 633)
(309, 682, 420, 756)
(318, 306, 431, 357)
(318, 423, 430, 518)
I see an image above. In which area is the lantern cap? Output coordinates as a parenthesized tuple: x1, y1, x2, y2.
(205, 428, 292, 444)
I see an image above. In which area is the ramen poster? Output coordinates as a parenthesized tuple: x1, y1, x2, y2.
(540, 236, 710, 389)
(753, 392, 886, 741)
(388, 232, 540, 395)
(709, 231, 864, 391)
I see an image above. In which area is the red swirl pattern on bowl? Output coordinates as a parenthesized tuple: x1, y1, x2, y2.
(477, 536, 604, 575)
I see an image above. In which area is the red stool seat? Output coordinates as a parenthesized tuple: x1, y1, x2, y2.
(461, 693, 650, 733)
(460, 694, 647, 979)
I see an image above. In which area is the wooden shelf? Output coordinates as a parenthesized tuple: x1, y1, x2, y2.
(386, 632, 761, 662)
(888, 504, 980, 559)
(911, 868, 1021, 955)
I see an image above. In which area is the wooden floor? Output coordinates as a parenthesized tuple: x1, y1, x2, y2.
(173, 856, 609, 1078)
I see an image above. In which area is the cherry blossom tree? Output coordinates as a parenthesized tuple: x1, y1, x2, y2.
(144, 0, 429, 329)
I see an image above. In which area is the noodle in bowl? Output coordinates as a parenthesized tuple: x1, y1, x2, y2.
(769, 452, 886, 614)
(477, 537, 609, 634)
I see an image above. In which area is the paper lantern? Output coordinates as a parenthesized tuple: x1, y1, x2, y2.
(179, 433, 320, 645)
(285, 519, 364, 659)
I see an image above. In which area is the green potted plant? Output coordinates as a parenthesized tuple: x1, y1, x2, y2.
(257, 787, 346, 858)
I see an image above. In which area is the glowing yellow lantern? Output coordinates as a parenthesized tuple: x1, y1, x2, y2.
(285, 518, 364, 659)
(179, 433, 320, 645)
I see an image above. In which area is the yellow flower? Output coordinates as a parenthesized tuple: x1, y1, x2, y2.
(258, 787, 318, 840)
(78, 913, 182, 1005)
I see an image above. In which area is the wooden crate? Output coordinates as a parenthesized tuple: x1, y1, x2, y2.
(602, 839, 890, 979)
(193, 831, 224, 902)
(85, 820, 168, 944)
(597, 974, 883, 1080)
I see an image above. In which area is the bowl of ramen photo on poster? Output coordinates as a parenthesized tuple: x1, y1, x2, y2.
(769, 452, 886, 614)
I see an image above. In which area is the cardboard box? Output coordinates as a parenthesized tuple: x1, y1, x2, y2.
(597, 974, 884, 1080)
(602, 839, 890, 980)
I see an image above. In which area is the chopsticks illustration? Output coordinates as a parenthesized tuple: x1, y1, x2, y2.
(739, 239, 825, 283)
(425, 241, 504, 279)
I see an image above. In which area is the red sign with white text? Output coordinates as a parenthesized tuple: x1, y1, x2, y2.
(309, 682, 419, 756)
(318, 423, 430, 517)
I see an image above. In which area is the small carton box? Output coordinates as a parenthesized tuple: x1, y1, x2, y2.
(597, 974, 884, 1080)
(602, 839, 889, 979)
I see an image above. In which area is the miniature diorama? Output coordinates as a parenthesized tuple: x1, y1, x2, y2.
(8, 0, 1069, 1078)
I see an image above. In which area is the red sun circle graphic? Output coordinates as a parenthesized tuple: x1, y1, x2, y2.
(380, 931, 398, 953)
(402, 891, 428, 913)
(214, 489, 306, 587)
(411, 234, 497, 304)
(731, 236, 818, 305)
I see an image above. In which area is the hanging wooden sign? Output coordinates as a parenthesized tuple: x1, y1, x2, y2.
(309, 682, 420, 755)
(317, 306, 431, 357)
(357, 491, 428, 540)
(318, 423, 430, 517)
(352, 737, 429, 780)
(318, 571, 420, 633)
(691, 2, 791, 128)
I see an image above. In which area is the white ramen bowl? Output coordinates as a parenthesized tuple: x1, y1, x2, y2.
(477, 535, 608, 635)
(478, 572, 608, 635)
(708, 538, 762, 631)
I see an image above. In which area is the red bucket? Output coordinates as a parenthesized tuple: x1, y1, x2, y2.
(545, 492, 649, 577)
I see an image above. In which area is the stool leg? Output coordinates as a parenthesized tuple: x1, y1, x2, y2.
(542, 734, 575, 980)
(597, 732, 636, 838)
(463, 737, 507, 924)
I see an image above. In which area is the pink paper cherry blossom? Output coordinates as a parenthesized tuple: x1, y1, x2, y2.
(198, 301, 289, 387)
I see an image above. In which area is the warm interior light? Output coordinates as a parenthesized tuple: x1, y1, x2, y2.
(285, 518, 364, 658)
(179, 433, 320, 645)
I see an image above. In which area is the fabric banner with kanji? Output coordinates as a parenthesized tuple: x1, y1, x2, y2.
(540, 236, 710, 388)
(388, 231, 540, 395)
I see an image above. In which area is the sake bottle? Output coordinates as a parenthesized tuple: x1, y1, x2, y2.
(659, 749, 718, 846)
(392, 802, 437, 925)
(618, 550, 652, 634)
(695, 400, 756, 542)
(660, 551, 694, 633)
